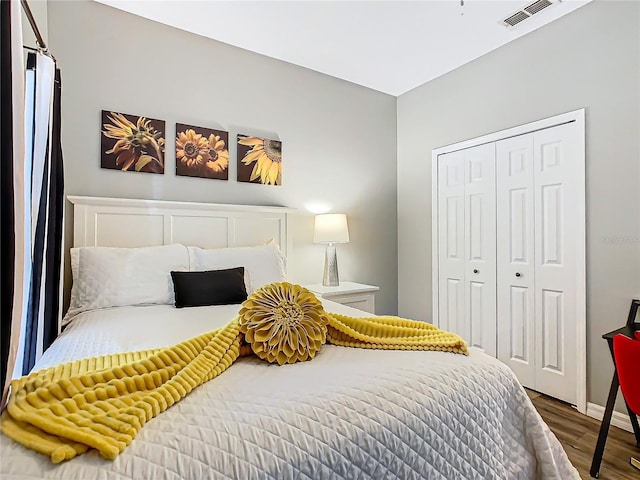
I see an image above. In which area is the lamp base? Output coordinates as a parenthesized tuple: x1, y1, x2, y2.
(322, 244, 339, 287)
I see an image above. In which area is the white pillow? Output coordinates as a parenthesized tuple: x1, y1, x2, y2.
(64, 244, 189, 325)
(188, 243, 286, 293)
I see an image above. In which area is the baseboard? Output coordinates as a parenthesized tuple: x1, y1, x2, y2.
(587, 402, 634, 433)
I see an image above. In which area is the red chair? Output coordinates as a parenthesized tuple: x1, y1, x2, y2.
(613, 331, 640, 471)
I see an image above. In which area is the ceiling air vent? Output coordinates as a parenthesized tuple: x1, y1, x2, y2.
(503, 0, 555, 28)
(524, 0, 553, 15)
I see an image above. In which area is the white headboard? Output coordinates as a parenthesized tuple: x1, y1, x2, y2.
(68, 196, 294, 257)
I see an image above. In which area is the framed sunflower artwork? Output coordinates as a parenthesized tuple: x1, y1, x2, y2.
(175, 124, 229, 180)
(101, 110, 165, 174)
(237, 135, 282, 186)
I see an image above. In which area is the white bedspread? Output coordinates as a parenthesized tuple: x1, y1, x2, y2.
(0, 302, 579, 479)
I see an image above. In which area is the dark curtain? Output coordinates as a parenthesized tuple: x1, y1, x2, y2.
(22, 53, 64, 374)
(1, 0, 16, 395)
(43, 69, 64, 351)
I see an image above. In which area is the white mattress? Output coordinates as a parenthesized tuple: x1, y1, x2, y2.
(1, 301, 579, 479)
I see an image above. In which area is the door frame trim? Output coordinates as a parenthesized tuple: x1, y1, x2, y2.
(430, 108, 586, 414)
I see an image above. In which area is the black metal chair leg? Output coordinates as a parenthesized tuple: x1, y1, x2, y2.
(625, 401, 640, 447)
(590, 372, 620, 478)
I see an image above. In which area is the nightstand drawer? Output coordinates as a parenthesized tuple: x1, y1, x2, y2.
(304, 282, 379, 315)
(327, 293, 375, 314)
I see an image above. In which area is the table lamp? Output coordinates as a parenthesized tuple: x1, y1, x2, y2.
(314, 213, 350, 287)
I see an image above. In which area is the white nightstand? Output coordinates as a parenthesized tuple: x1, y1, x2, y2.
(304, 282, 379, 314)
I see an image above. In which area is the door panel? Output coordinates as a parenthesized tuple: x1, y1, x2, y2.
(533, 124, 579, 405)
(509, 285, 530, 362)
(445, 278, 463, 333)
(446, 197, 463, 258)
(438, 151, 465, 333)
(469, 281, 485, 348)
(541, 289, 563, 372)
(541, 184, 562, 265)
(496, 134, 536, 387)
(464, 143, 496, 355)
(469, 194, 484, 260)
(509, 188, 528, 263)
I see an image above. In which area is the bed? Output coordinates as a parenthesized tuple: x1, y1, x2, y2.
(0, 196, 579, 480)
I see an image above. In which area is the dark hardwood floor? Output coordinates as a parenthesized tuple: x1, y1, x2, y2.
(527, 390, 639, 480)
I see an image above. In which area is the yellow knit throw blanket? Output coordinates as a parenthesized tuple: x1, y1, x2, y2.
(1, 312, 466, 464)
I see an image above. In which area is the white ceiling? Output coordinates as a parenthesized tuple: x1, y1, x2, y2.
(95, 0, 592, 96)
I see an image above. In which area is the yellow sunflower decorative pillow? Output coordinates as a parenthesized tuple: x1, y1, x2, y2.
(238, 282, 329, 365)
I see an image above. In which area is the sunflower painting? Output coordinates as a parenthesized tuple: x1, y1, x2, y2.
(237, 135, 282, 186)
(101, 111, 165, 174)
(175, 124, 229, 180)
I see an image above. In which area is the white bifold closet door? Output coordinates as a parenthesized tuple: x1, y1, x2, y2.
(496, 123, 579, 405)
(438, 143, 496, 357)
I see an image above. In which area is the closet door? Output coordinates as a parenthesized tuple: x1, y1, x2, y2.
(438, 145, 496, 354)
(437, 151, 465, 334)
(464, 144, 496, 356)
(496, 124, 580, 405)
(496, 134, 536, 388)
(532, 124, 579, 405)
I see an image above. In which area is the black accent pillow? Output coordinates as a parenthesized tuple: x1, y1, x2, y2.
(171, 268, 248, 308)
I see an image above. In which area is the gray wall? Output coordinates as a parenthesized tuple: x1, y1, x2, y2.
(47, 0, 398, 315)
(397, 0, 640, 410)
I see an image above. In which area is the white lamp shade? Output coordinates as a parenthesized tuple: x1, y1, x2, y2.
(314, 214, 350, 244)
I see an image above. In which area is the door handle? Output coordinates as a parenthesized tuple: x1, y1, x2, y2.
(515, 272, 521, 277)
(473, 269, 479, 274)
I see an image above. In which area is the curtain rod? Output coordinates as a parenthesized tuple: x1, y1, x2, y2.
(23, 44, 56, 62)
(21, 0, 47, 51)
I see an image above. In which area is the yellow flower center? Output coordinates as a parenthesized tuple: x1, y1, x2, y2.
(263, 140, 282, 164)
(209, 149, 219, 161)
(272, 301, 303, 326)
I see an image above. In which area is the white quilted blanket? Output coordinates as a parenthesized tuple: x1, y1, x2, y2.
(0, 302, 579, 480)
